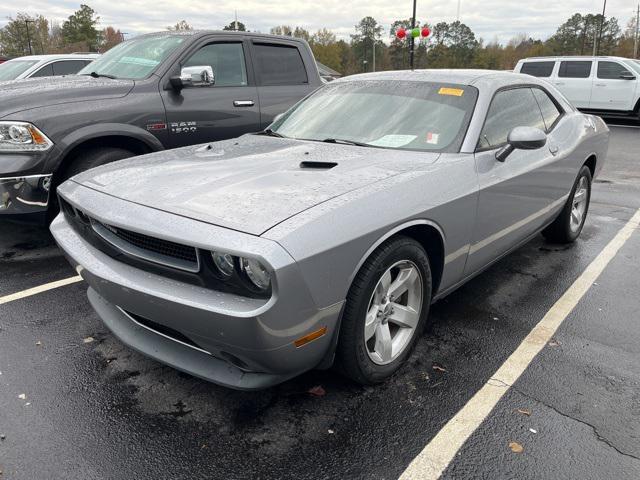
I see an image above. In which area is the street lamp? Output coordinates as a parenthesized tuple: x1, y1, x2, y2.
(24, 19, 35, 55)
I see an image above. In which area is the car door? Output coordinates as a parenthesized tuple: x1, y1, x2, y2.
(553, 60, 593, 109)
(249, 41, 316, 128)
(161, 37, 261, 148)
(590, 60, 637, 111)
(465, 86, 563, 276)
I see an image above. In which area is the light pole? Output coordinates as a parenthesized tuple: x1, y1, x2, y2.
(24, 19, 34, 55)
(596, 0, 607, 56)
(409, 0, 417, 69)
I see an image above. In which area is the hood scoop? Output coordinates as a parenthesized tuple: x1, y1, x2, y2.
(299, 160, 338, 170)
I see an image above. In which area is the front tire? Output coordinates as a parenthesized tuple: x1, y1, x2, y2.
(542, 165, 592, 243)
(336, 236, 432, 385)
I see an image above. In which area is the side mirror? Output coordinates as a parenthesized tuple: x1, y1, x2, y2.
(170, 65, 215, 91)
(495, 126, 547, 162)
(620, 71, 636, 80)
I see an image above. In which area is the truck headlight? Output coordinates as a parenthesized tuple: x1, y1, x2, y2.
(0, 121, 53, 152)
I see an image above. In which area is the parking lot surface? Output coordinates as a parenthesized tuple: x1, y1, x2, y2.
(1, 124, 639, 479)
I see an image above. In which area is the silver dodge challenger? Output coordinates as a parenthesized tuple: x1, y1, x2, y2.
(51, 70, 609, 389)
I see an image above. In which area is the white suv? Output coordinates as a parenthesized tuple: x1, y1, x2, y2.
(514, 56, 640, 120)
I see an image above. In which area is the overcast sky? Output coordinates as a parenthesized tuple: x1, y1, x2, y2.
(0, 0, 636, 44)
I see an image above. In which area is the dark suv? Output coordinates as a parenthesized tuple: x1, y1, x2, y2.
(0, 31, 322, 221)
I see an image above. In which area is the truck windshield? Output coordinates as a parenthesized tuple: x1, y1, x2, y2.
(270, 80, 478, 153)
(78, 35, 186, 80)
(0, 59, 39, 81)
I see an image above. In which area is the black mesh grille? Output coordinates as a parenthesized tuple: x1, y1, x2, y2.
(98, 221, 198, 264)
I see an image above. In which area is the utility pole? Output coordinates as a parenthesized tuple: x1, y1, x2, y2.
(456, 0, 461, 22)
(373, 41, 376, 72)
(634, 3, 639, 59)
(409, 0, 417, 70)
(596, 0, 607, 56)
(24, 19, 33, 55)
(234, 10, 238, 31)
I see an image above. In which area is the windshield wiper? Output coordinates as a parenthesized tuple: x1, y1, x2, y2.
(259, 128, 286, 138)
(82, 71, 117, 79)
(322, 138, 372, 147)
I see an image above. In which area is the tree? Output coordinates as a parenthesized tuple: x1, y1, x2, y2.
(310, 28, 342, 72)
(223, 20, 246, 31)
(102, 26, 123, 52)
(61, 4, 101, 51)
(271, 25, 293, 36)
(0, 13, 50, 56)
(427, 21, 478, 68)
(167, 20, 192, 31)
(351, 16, 384, 72)
(546, 13, 621, 56)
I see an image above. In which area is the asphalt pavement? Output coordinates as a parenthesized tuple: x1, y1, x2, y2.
(0, 124, 639, 479)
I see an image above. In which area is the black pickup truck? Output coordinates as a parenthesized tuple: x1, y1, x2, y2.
(0, 31, 322, 221)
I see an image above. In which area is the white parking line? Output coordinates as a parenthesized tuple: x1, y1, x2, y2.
(399, 207, 640, 480)
(0, 276, 83, 306)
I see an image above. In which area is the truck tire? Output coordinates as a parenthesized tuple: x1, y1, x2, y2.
(48, 147, 134, 222)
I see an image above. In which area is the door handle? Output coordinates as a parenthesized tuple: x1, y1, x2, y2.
(595, 83, 606, 87)
(549, 145, 559, 156)
(555, 82, 565, 86)
(233, 100, 255, 107)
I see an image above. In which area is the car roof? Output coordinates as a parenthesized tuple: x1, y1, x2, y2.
(8, 54, 100, 62)
(134, 30, 308, 43)
(337, 69, 538, 88)
(519, 56, 632, 62)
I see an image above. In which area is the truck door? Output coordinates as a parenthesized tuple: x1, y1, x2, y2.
(590, 60, 637, 111)
(553, 60, 593, 109)
(160, 38, 260, 148)
(249, 41, 316, 128)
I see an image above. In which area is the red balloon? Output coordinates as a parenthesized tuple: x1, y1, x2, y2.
(396, 28, 407, 39)
(421, 27, 431, 37)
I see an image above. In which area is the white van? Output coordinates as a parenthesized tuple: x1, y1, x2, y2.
(514, 56, 640, 120)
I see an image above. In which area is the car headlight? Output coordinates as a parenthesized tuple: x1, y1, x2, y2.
(210, 251, 272, 294)
(0, 121, 53, 152)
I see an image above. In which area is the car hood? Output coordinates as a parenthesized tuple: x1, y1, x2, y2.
(72, 135, 441, 236)
(0, 75, 134, 118)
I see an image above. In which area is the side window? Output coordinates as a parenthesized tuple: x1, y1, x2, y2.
(597, 61, 631, 79)
(478, 88, 546, 149)
(520, 61, 555, 78)
(253, 43, 308, 85)
(52, 60, 92, 76)
(558, 61, 592, 78)
(184, 43, 247, 86)
(531, 88, 562, 132)
(30, 64, 54, 78)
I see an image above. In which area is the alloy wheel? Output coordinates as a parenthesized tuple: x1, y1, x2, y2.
(570, 176, 589, 233)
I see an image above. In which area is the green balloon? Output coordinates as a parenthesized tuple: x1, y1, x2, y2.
(411, 28, 420, 38)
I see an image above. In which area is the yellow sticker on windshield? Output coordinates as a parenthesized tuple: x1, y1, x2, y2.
(438, 87, 464, 97)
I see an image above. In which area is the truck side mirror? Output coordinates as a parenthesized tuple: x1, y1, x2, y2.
(619, 71, 636, 80)
(170, 66, 215, 91)
(495, 126, 547, 162)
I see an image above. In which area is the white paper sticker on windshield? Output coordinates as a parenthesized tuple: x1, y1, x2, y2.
(369, 135, 417, 148)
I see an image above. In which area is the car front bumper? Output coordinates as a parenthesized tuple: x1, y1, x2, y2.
(51, 181, 343, 390)
(0, 174, 52, 214)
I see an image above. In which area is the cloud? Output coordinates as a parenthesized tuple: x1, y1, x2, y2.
(0, 0, 636, 44)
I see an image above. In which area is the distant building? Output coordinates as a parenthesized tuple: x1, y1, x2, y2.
(316, 61, 342, 82)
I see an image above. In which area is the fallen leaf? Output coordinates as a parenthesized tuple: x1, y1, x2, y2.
(432, 365, 447, 373)
(35, 341, 42, 346)
(308, 385, 326, 397)
(17, 394, 26, 400)
(83, 337, 95, 344)
(509, 441, 524, 453)
(24, 402, 31, 407)
(328, 429, 334, 434)
(516, 408, 531, 416)
(529, 428, 537, 434)
(0, 434, 5, 440)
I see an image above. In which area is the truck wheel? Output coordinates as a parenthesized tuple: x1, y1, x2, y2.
(48, 147, 134, 222)
(542, 165, 592, 243)
(336, 236, 432, 385)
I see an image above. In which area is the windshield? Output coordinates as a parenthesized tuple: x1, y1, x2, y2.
(78, 35, 186, 80)
(628, 60, 640, 75)
(0, 59, 39, 81)
(271, 80, 478, 152)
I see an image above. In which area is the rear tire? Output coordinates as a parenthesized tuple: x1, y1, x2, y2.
(542, 165, 592, 243)
(336, 236, 432, 385)
(47, 147, 134, 223)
